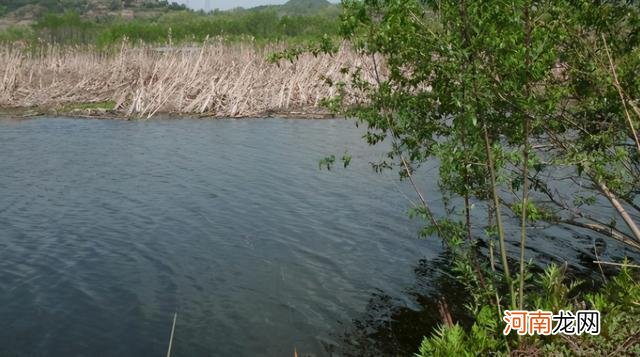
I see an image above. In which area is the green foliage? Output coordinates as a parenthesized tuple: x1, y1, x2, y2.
(318, 152, 353, 170)
(267, 33, 338, 63)
(0, 0, 341, 46)
(333, 0, 563, 191)
(38, 10, 336, 46)
(418, 324, 479, 357)
(278, 0, 337, 16)
(319, 155, 336, 170)
(34, 11, 98, 44)
(274, 0, 640, 354)
(294, 0, 640, 292)
(511, 201, 556, 223)
(0, 26, 34, 43)
(60, 101, 116, 111)
(419, 305, 503, 356)
(341, 152, 352, 168)
(564, 264, 640, 355)
(418, 265, 640, 356)
(531, 264, 582, 312)
(333, 0, 638, 240)
(0, 0, 184, 14)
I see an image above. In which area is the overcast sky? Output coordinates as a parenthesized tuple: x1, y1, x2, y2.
(177, 0, 339, 11)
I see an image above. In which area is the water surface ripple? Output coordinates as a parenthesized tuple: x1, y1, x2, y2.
(0, 118, 436, 356)
(0, 117, 633, 356)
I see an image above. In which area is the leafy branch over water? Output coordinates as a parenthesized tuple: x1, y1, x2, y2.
(273, 0, 640, 354)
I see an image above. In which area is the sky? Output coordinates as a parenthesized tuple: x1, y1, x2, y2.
(176, 0, 339, 11)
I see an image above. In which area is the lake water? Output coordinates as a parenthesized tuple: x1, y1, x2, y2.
(0, 117, 633, 356)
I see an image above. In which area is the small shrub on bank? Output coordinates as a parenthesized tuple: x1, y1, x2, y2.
(418, 264, 640, 356)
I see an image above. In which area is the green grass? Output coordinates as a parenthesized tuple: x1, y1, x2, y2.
(60, 101, 115, 111)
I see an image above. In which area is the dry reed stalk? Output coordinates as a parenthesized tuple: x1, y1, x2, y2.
(0, 42, 380, 119)
(166, 312, 177, 357)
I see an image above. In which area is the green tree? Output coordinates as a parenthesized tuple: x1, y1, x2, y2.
(34, 11, 98, 44)
(109, 0, 123, 11)
(277, 0, 640, 353)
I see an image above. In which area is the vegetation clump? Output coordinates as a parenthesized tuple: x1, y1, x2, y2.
(419, 264, 640, 356)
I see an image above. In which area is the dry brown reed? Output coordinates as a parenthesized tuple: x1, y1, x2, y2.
(0, 41, 378, 119)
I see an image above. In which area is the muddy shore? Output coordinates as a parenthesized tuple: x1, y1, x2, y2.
(0, 105, 337, 120)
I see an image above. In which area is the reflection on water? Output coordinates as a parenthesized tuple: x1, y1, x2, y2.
(334, 241, 638, 356)
(334, 254, 472, 356)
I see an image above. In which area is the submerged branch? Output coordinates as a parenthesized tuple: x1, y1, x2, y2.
(400, 155, 442, 237)
(594, 179, 640, 244)
(561, 219, 640, 250)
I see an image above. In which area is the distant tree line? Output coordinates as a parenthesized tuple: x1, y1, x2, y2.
(0, 8, 339, 46)
(4, 0, 89, 13)
(1, 0, 185, 13)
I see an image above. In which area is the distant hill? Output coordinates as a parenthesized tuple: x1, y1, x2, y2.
(0, 0, 339, 27)
(0, 1, 185, 28)
(1, 1, 178, 15)
(281, 0, 333, 14)
(285, 0, 332, 8)
(237, 0, 338, 17)
(0, 0, 341, 45)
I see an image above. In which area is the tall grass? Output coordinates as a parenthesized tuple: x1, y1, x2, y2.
(0, 41, 374, 118)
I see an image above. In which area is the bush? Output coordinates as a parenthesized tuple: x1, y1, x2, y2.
(418, 264, 640, 356)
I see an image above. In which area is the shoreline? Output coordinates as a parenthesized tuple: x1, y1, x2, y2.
(0, 105, 339, 120)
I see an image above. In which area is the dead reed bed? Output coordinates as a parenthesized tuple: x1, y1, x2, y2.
(0, 42, 378, 119)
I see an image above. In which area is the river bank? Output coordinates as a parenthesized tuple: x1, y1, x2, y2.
(0, 105, 338, 120)
(0, 43, 375, 120)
